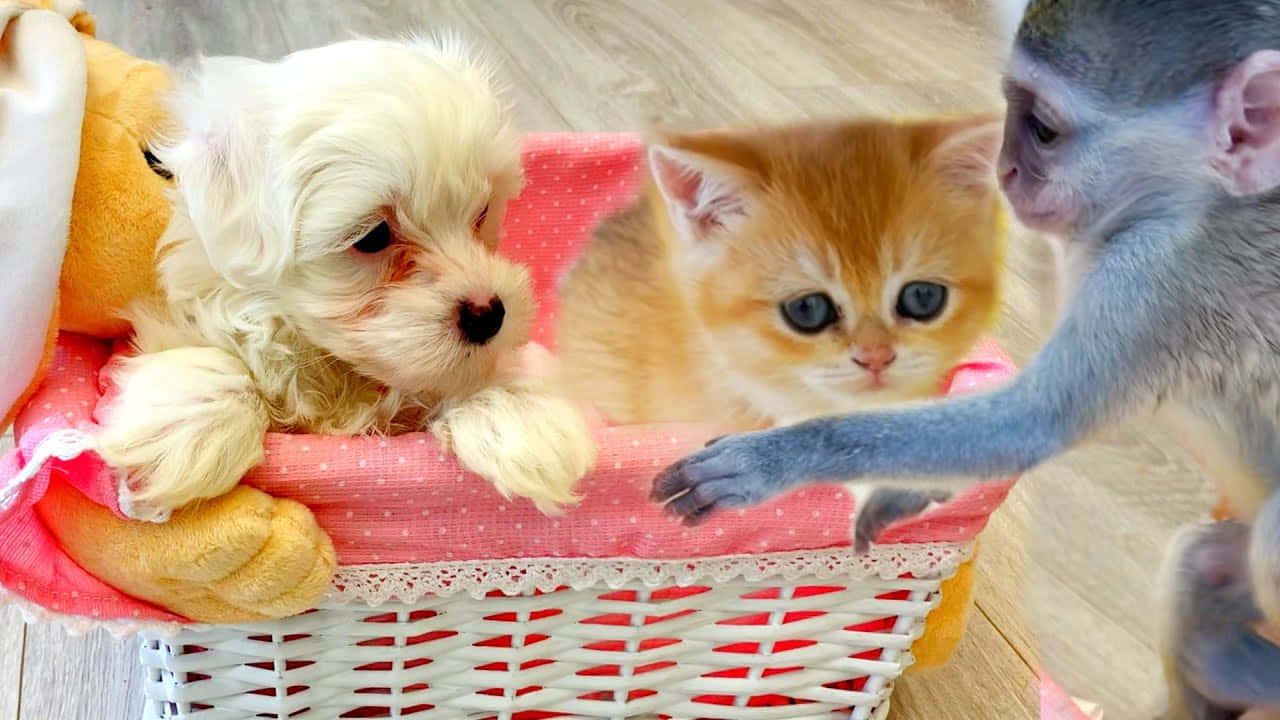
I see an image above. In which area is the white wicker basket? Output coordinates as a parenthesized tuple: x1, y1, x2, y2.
(136, 544, 969, 719)
(0, 132, 1006, 718)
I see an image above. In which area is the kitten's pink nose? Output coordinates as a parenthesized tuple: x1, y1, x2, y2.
(852, 345, 897, 373)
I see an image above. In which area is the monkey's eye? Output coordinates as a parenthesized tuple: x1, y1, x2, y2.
(896, 282, 948, 322)
(1026, 112, 1059, 146)
(781, 292, 839, 334)
(353, 221, 393, 253)
(473, 203, 490, 233)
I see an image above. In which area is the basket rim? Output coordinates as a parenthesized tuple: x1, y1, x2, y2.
(3, 540, 973, 638)
(325, 540, 976, 604)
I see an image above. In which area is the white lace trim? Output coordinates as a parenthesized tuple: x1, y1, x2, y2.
(0, 428, 97, 511)
(326, 542, 976, 606)
(2, 542, 972, 638)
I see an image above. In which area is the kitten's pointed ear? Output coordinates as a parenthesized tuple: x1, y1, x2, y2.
(928, 116, 1005, 191)
(648, 143, 754, 242)
(1213, 50, 1280, 196)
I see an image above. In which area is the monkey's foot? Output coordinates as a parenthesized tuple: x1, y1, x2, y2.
(852, 486, 952, 554)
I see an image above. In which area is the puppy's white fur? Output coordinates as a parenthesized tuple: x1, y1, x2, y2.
(98, 35, 594, 521)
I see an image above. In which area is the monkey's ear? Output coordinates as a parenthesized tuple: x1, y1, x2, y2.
(1213, 50, 1280, 196)
(648, 144, 755, 245)
(927, 116, 1005, 191)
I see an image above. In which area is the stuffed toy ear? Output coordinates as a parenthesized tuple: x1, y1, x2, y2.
(0, 3, 87, 430)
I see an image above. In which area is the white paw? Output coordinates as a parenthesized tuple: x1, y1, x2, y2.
(433, 378, 596, 514)
(96, 347, 270, 522)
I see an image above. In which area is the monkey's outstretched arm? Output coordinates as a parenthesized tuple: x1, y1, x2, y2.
(652, 230, 1178, 523)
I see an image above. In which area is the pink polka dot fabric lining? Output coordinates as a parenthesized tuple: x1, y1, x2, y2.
(0, 132, 1017, 624)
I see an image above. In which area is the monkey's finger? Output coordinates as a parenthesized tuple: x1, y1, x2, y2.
(1190, 631, 1280, 709)
(651, 459, 712, 502)
(662, 478, 741, 523)
(678, 493, 747, 527)
(663, 484, 720, 521)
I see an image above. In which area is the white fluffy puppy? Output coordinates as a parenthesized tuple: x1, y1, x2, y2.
(97, 35, 595, 522)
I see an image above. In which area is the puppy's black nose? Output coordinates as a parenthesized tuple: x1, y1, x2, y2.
(458, 296, 505, 345)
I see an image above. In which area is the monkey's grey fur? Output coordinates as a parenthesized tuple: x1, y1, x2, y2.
(1019, 0, 1280, 107)
(653, 1, 1280, 716)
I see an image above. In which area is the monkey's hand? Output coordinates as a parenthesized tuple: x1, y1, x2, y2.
(852, 487, 953, 554)
(651, 428, 814, 525)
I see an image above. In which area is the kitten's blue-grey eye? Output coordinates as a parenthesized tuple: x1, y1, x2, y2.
(781, 292, 838, 334)
(896, 282, 948, 322)
(353, 221, 392, 253)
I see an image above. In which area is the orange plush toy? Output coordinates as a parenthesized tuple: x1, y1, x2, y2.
(1, 0, 335, 622)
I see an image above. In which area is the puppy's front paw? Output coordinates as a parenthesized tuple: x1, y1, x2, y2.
(97, 347, 270, 521)
(433, 379, 595, 514)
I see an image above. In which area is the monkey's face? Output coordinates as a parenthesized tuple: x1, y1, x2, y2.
(997, 46, 1253, 238)
(996, 56, 1097, 234)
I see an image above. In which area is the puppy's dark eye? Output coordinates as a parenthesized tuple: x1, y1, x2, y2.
(781, 292, 838, 334)
(142, 147, 173, 180)
(473, 203, 490, 233)
(896, 282, 948, 322)
(353, 221, 393, 253)
(1026, 112, 1059, 146)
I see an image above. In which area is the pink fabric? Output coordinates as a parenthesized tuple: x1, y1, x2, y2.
(0, 132, 1018, 623)
(1041, 672, 1094, 720)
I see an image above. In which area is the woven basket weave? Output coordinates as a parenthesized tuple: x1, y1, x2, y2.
(137, 552, 962, 720)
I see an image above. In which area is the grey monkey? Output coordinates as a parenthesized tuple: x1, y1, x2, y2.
(651, 1, 1280, 716)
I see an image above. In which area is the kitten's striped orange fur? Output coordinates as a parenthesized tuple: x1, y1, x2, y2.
(556, 116, 1008, 429)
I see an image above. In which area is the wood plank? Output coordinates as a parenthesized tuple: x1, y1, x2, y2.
(972, 490, 1040, 671)
(18, 626, 142, 720)
(457, 0, 808, 130)
(0, 616, 20, 720)
(891, 608, 1039, 720)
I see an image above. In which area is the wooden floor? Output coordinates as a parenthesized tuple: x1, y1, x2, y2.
(1, 1, 1218, 718)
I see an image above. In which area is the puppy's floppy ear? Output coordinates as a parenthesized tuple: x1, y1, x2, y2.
(159, 56, 291, 288)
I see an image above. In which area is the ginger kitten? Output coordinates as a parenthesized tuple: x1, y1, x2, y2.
(556, 116, 1007, 429)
